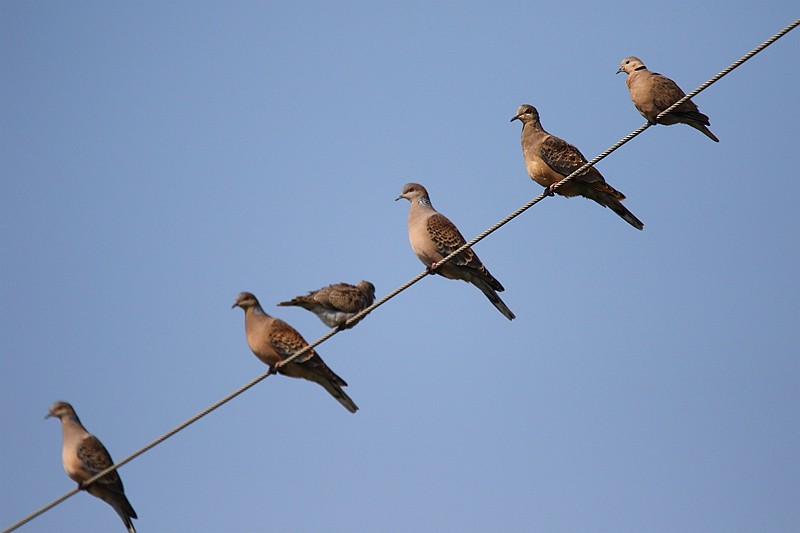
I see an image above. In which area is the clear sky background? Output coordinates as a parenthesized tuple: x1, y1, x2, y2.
(2, 2, 798, 532)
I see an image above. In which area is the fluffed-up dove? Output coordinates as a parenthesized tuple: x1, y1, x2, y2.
(395, 182, 515, 320)
(617, 56, 719, 142)
(46, 401, 138, 533)
(277, 280, 376, 330)
(233, 292, 358, 413)
(511, 104, 644, 230)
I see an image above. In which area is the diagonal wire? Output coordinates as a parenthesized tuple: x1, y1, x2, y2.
(309, 16, 800, 345)
(4, 16, 798, 533)
(3, 371, 277, 532)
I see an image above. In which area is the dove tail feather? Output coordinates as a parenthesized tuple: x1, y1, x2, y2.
(607, 199, 644, 230)
(586, 191, 644, 230)
(662, 112, 719, 142)
(471, 278, 515, 320)
(113, 498, 137, 532)
(277, 299, 306, 308)
(315, 377, 359, 413)
(86, 485, 137, 531)
(123, 516, 137, 533)
(678, 109, 711, 124)
(327, 382, 359, 413)
(687, 121, 720, 142)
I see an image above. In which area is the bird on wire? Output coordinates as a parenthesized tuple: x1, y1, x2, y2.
(511, 104, 644, 230)
(617, 56, 719, 142)
(46, 401, 138, 532)
(233, 291, 358, 413)
(396, 182, 515, 320)
(277, 280, 375, 330)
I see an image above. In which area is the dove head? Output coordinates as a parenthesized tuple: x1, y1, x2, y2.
(396, 182, 431, 204)
(232, 291, 260, 311)
(358, 280, 376, 300)
(617, 56, 645, 75)
(510, 104, 540, 126)
(46, 401, 77, 421)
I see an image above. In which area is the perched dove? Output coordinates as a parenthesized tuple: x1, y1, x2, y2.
(46, 401, 137, 533)
(277, 280, 376, 330)
(617, 56, 719, 142)
(233, 292, 358, 413)
(511, 104, 644, 230)
(396, 183, 515, 320)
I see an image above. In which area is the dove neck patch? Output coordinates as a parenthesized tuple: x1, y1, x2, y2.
(418, 197, 431, 207)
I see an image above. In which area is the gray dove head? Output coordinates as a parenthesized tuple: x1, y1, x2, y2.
(510, 104, 539, 124)
(46, 401, 76, 420)
(396, 182, 430, 203)
(232, 291, 259, 310)
(617, 56, 645, 75)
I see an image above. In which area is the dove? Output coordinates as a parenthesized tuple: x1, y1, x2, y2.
(618, 56, 719, 142)
(511, 104, 644, 230)
(278, 280, 375, 330)
(47, 401, 137, 532)
(233, 292, 358, 413)
(396, 182, 515, 320)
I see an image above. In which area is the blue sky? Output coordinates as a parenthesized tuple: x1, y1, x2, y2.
(2, 2, 798, 532)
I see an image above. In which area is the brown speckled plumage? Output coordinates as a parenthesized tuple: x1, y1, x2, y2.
(511, 104, 644, 230)
(233, 292, 358, 413)
(278, 281, 375, 329)
(47, 401, 137, 532)
(396, 183, 514, 320)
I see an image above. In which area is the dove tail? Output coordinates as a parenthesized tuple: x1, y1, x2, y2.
(472, 278, 516, 320)
(320, 379, 359, 413)
(688, 121, 720, 142)
(663, 111, 720, 142)
(312, 367, 359, 413)
(610, 200, 644, 230)
(86, 484, 137, 531)
(114, 497, 137, 533)
(587, 191, 644, 230)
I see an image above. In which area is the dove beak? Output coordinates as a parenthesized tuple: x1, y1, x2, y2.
(510, 114, 521, 122)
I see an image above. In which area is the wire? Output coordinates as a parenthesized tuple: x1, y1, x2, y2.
(298, 17, 800, 351)
(3, 372, 278, 533)
(4, 16, 798, 533)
